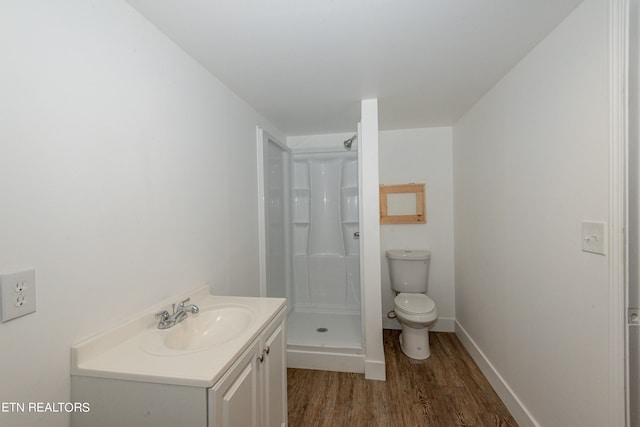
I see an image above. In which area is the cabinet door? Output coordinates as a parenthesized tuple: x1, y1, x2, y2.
(262, 320, 287, 427)
(71, 377, 207, 427)
(209, 340, 261, 427)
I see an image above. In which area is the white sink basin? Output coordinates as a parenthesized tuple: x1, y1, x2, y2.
(141, 304, 255, 356)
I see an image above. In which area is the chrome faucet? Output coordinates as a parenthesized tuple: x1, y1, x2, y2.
(155, 297, 199, 329)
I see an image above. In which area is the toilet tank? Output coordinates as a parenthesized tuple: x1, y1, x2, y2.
(386, 250, 431, 293)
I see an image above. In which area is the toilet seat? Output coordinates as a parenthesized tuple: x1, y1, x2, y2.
(394, 293, 436, 316)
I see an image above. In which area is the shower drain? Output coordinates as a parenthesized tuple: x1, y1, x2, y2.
(316, 327, 328, 333)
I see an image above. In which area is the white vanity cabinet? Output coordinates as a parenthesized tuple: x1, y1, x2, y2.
(209, 311, 287, 427)
(71, 292, 287, 427)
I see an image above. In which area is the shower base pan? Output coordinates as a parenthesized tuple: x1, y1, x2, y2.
(286, 311, 365, 373)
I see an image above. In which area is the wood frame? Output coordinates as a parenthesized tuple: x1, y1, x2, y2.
(379, 183, 425, 224)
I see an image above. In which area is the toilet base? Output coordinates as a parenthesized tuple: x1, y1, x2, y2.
(399, 327, 431, 360)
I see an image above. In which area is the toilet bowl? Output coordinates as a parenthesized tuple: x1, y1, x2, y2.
(386, 250, 438, 360)
(394, 293, 437, 359)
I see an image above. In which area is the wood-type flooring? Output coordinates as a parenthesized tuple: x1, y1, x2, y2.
(287, 329, 518, 427)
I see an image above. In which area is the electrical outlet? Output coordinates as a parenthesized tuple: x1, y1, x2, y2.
(0, 267, 36, 322)
(15, 281, 25, 293)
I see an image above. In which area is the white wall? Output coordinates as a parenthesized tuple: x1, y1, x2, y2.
(378, 127, 455, 332)
(453, 0, 610, 426)
(0, 1, 282, 426)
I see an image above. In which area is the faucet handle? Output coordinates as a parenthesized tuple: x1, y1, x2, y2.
(155, 310, 170, 321)
(174, 298, 191, 311)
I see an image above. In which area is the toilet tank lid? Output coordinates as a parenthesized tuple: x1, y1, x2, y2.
(385, 250, 430, 260)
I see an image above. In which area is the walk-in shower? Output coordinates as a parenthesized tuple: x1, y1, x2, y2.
(259, 129, 364, 372)
(287, 150, 361, 350)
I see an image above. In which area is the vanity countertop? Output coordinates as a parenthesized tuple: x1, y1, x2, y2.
(71, 287, 286, 388)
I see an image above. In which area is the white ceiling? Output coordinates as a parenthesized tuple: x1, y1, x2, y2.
(126, 0, 582, 136)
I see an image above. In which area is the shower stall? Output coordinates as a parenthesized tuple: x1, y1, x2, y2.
(288, 150, 361, 349)
(258, 129, 365, 372)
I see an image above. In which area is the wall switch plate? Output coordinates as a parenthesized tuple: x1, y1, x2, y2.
(0, 267, 36, 322)
(581, 221, 607, 255)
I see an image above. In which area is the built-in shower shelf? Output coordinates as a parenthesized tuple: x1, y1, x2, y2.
(292, 221, 310, 225)
(342, 221, 359, 225)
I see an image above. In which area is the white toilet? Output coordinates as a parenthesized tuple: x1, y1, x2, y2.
(386, 249, 438, 360)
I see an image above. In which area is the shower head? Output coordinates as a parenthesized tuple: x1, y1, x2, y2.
(344, 134, 357, 150)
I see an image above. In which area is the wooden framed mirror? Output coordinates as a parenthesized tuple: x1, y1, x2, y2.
(379, 183, 426, 224)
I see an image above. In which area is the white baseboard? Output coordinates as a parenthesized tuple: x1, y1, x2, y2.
(431, 317, 455, 332)
(455, 321, 539, 427)
(382, 316, 456, 332)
